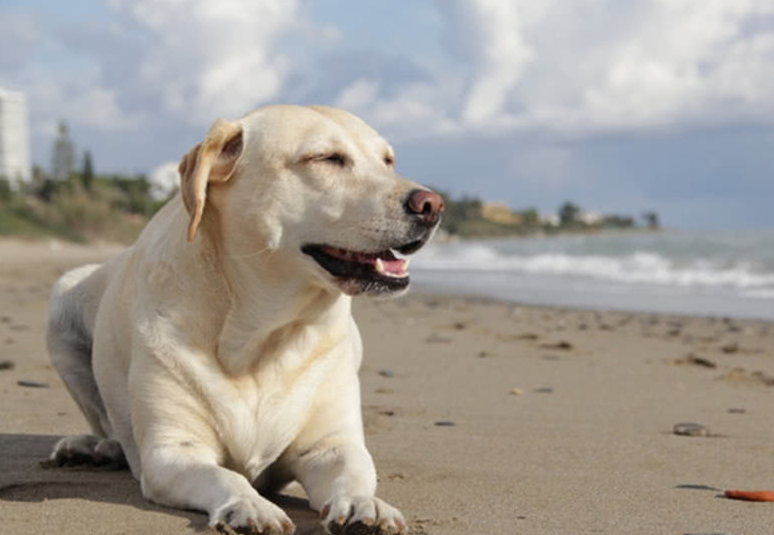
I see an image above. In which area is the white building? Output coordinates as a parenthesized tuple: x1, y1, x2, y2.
(540, 213, 560, 227)
(578, 210, 605, 225)
(0, 88, 31, 188)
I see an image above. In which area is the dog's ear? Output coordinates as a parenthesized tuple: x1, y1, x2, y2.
(179, 118, 244, 242)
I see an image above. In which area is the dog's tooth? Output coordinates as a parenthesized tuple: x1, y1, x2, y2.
(375, 258, 385, 274)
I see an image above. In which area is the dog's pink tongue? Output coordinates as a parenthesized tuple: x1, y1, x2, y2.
(322, 247, 408, 277)
(376, 257, 408, 276)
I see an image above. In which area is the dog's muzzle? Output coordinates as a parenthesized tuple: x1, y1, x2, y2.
(303, 188, 444, 296)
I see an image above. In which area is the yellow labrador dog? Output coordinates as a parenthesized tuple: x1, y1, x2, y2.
(46, 105, 443, 535)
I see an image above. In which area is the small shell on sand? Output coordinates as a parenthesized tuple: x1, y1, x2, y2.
(673, 422, 709, 437)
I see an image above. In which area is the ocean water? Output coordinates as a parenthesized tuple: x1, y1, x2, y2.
(410, 230, 774, 320)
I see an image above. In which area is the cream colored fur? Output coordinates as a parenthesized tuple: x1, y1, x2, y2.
(46, 105, 438, 535)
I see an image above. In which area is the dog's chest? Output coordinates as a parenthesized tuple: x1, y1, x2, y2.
(212, 335, 345, 478)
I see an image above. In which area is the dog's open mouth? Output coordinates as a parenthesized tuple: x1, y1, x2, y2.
(302, 243, 420, 294)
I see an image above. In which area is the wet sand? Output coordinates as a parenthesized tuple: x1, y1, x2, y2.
(1, 239, 773, 534)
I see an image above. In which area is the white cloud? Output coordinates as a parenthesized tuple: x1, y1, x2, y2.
(334, 79, 379, 111)
(347, 0, 774, 138)
(18, 71, 143, 136)
(370, 82, 463, 137)
(111, 0, 298, 122)
(441, 0, 536, 125)
(568, 0, 774, 130)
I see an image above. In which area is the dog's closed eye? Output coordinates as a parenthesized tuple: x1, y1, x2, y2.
(314, 153, 348, 167)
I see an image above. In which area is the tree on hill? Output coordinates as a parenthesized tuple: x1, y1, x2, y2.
(559, 201, 580, 226)
(641, 211, 660, 229)
(518, 208, 539, 227)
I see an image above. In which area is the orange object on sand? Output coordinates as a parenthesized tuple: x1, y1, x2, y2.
(724, 490, 774, 502)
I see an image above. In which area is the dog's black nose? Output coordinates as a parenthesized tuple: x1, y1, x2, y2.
(405, 189, 444, 226)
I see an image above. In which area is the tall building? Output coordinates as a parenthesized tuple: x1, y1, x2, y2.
(0, 87, 31, 188)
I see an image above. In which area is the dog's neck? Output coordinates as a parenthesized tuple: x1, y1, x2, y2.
(136, 198, 351, 376)
(209, 241, 351, 376)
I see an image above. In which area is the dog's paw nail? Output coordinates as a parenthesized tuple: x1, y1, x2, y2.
(245, 517, 259, 533)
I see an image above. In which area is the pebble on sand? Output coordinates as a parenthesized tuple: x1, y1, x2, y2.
(16, 379, 50, 388)
(540, 341, 574, 350)
(721, 342, 740, 354)
(425, 333, 452, 344)
(682, 353, 717, 369)
(673, 422, 709, 437)
(0, 359, 15, 370)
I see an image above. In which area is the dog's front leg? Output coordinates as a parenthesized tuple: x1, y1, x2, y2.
(140, 445, 295, 534)
(130, 361, 295, 535)
(290, 433, 406, 535)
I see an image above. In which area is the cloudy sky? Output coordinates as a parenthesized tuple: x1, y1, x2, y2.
(2, 0, 774, 228)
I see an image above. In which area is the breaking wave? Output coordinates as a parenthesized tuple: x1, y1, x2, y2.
(413, 239, 774, 291)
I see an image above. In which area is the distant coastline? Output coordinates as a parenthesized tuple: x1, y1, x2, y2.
(436, 190, 660, 240)
(433, 223, 663, 244)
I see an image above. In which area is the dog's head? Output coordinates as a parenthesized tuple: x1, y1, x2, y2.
(178, 105, 443, 297)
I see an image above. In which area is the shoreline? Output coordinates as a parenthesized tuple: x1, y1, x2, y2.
(2, 239, 774, 534)
(411, 278, 774, 323)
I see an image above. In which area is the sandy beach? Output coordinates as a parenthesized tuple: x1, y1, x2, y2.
(1, 239, 773, 535)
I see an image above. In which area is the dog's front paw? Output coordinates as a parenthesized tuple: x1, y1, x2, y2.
(212, 496, 295, 535)
(321, 495, 406, 535)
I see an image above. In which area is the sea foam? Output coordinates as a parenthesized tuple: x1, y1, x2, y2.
(413, 239, 774, 290)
